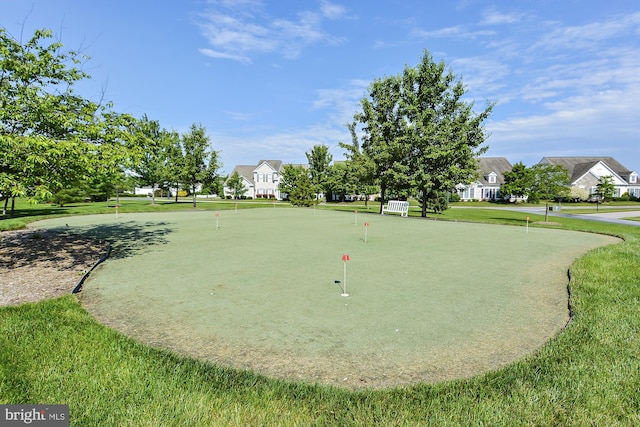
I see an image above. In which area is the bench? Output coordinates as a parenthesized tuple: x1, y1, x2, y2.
(381, 200, 409, 217)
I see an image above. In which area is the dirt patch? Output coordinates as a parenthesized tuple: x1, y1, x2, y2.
(0, 229, 108, 307)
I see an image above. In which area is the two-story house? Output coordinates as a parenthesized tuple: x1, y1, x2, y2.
(224, 160, 283, 199)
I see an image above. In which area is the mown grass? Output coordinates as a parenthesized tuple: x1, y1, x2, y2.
(1, 198, 640, 425)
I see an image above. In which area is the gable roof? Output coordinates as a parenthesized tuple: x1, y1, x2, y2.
(256, 160, 283, 171)
(540, 156, 633, 183)
(228, 165, 256, 183)
(477, 157, 512, 185)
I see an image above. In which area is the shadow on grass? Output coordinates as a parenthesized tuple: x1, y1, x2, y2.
(66, 221, 176, 260)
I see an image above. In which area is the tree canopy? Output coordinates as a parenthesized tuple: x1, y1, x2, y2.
(353, 50, 493, 216)
(0, 26, 139, 213)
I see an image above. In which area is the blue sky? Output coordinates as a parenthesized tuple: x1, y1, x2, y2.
(2, 0, 639, 175)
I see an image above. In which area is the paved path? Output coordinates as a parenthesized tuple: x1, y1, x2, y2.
(487, 206, 640, 227)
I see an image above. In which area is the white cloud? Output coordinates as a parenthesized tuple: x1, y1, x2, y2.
(197, 1, 346, 62)
(411, 26, 494, 40)
(480, 9, 523, 26)
(320, 1, 346, 20)
(532, 11, 640, 52)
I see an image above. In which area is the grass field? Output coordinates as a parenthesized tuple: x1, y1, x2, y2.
(30, 208, 617, 389)
(1, 199, 640, 425)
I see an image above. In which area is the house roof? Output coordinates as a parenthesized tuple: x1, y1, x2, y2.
(257, 160, 283, 171)
(228, 165, 256, 183)
(540, 156, 634, 183)
(477, 157, 513, 185)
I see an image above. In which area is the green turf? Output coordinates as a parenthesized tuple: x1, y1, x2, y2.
(32, 208, 619, 389)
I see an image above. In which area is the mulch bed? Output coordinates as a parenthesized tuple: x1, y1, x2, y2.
(0, 229, 108, 307)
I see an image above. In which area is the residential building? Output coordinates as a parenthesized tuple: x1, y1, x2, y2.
(456, 157, 513, 201)
(539, 157, 639, 199)
(224, 160, 284, 199)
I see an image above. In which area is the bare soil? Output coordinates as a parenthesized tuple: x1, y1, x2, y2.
(0, 229, 108, 307)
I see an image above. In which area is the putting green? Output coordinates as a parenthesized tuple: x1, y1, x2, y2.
(34, 208, 619, 389)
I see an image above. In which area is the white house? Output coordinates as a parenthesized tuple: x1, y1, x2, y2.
(456, 157, 513, 201)
(539, 157, 639, 199)
(224, 160, 283, 199)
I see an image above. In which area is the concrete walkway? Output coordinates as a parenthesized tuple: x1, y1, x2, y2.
(488, 206, 640, 227)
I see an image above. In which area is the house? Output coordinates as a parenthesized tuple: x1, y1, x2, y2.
(456, 157, 513, 201)
(539, 157, 640, 199)
(224, 160, 284, 199)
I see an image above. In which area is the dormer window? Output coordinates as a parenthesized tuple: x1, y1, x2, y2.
(487, 172, 497, 184)
(630, 173, 637, 184)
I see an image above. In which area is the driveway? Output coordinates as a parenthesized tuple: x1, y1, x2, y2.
(489, 206, 640, 227)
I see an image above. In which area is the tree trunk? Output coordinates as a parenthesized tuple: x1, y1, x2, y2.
(10, 197, 15, 217)
(421, 192, 428, 218)
(378, 184, 386, 214)
(2, 197, 8, 216)
(544, 200, 549, 222)
(192, 185, 197, 208)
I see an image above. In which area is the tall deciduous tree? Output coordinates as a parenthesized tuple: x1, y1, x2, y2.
(0, 26, 138, 215)
(306, 144, 333, 202)
(354, 50, 493, 216)
(180, 123, 221, 208)
(401, 51, 492, 217)
(356, 74, 412, 213)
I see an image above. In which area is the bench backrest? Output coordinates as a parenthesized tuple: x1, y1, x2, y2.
(387, 201, 409, 210)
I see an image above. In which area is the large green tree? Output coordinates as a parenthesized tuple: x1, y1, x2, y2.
(180, 123, 221, 208)
(401, 51, 492, 217)
(0, 26, 137, 214)
(356, 74, 412, 213)
(354, 50, 493, 216)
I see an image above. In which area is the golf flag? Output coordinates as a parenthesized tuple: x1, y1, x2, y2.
(342, 254, 350, 261)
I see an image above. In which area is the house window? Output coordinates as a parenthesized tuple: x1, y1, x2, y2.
(631, 174, 637, 184)
(267, 173, 273, 182)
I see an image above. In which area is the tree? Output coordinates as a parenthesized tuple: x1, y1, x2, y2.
(306, 144, 333, 202)
(0, 26, 139, 215)
(530, 163, 570, 222)
(180, 124, 221, 208)
(594, 176, 615, 202)
(401, 51, 492, 217)
(279, 164, 314, 206)
(501, 162, 535, 201)
(354, 50, 493, 216)
(356, 74, 412, 213)
(339, 122, 379, 207)
(1, 27, 93, 211)
(225, 171, 247, 199)
(131, 115, 176, 205)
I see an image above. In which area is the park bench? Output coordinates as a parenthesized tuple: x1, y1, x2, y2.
(381, 200, 410, 217)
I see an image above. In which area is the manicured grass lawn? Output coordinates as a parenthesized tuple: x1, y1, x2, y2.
(1, 199, 639, 425)
(30, 208, 616, 389)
